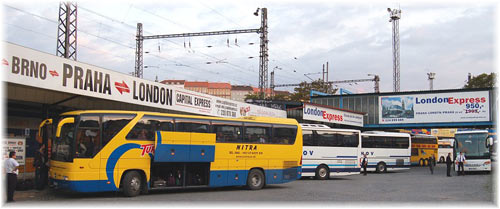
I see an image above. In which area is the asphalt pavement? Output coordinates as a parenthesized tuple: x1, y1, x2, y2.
(4, 163, 496, 207)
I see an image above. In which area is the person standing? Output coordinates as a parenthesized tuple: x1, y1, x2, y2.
(5, 151, 19, 202)
(456, 152, 466, 176)
(446, 153, 453, 177)
(34, 144, 48, 190)
(361, 153, 368, 176)
(428, 156, 434, 174)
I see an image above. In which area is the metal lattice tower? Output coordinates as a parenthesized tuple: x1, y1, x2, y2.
(56, 2, 77, 60)
(427, 72, 436, 90)
(258, 8, 269, 99)
(388, 7, 401, 92)
(134, 8, 268, 99)
(135, 23, 144, 78)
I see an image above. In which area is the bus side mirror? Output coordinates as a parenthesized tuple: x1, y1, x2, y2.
(56, 118, 74, 138)
(487, 137, 493, 147)
(38, 119, 53, 138)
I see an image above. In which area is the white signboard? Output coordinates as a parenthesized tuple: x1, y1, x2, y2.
(379, 91, 490, 124)
(3, 138, 26, 165)
(3, 42, 286, 118)
(303, 103, 364, 127)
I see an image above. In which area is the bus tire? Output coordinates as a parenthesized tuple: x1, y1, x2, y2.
(315, 165, 329, 180)
(376, 162, 387, 173)
(247, 169, 265, 190)
(122, 171, 142, 197)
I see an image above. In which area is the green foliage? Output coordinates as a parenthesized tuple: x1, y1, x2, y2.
(244, 93, 261, 100)
(289, 79, 337, 102)
(464, 73, 496, 89)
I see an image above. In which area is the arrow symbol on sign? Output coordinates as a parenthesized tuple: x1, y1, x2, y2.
(49, 70, 59, 77)
(115, 81, 130, 94)
(2, 59, 8, 66)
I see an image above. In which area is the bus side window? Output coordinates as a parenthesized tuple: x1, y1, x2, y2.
(175, 118, 209, 133)
(75, 115, 100, 158)
(102, 114, 135, 148)
(126, 115, 168, 141)
(272, 125, 297, 145)
(303, 131, 315, 146)
(244, 124, 271, 144)
(212, 121, 243, 143)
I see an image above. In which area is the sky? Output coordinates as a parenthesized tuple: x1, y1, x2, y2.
(1, 0, 498, 94)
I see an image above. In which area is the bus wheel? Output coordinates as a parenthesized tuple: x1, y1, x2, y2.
(376, 163, 387, 173)
(247, 169, 265, 190)
(315, 165, 329, 180)
(122, 171, 142, 197)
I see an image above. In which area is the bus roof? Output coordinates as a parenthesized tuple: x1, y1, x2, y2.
(299, 124, 360, 133)
(60, 110, 299, 125)
(455, 130, 489, 134)
(361, 131, 410, 137)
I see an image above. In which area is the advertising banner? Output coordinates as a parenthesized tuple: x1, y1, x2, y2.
(379, 91, 490, 124)
(3, 42, 286, 118)
(3, 137, 26, 165)
(303, 103, 364, 127)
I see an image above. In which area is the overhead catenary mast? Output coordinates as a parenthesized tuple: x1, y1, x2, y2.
(388, 7, 401, 92)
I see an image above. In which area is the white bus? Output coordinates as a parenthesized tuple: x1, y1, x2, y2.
(454, 130, 493, 172)
(437, 138, 454, 163)
(301, 124, 361, 179)
(360, 131, 411, 173)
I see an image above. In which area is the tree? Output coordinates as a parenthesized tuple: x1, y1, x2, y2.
(244, 93, 260, 100)
(464, 73, 496, 89)
(289, 79, 337, 102)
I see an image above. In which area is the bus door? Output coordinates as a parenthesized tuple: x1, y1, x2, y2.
(38, 119, 53, 159)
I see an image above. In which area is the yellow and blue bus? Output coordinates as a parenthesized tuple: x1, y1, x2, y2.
(410, 134, 438, 166)
(48, 110, 302, 196)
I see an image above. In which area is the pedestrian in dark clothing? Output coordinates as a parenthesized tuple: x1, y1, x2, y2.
(446, 153, 453, 177)
(5, 151, 19, 202)
(361, 153, 368, 176)
(428, 156, 434, 174)
(34, 144, 48, 190)
(456, 152, 466, 176)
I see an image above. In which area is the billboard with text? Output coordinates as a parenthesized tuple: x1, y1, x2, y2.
(379, 91, 490, 124)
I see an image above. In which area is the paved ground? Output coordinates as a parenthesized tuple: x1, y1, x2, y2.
(4, 164, 496, 207)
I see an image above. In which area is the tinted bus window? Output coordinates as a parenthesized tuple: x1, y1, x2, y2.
(303, 130, 315, 146)
(413, 137, 437, 144)
(76, 115, 100, 158)
(244, 123, 271, 144)
(176, 118, 209, 133)
(317, 131, 358, 147)
(272, 125, 297, 145)
(127, 115, 173, 141)
(102, 114, 135, 147)
(362, 136, 408, 149)
(393, 137, 409, 148)
(212, 121, 243, 143)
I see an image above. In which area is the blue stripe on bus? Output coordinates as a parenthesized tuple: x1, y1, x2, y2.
(51, 179, 119, 192)
(209, 167, 302, 187)
(52, 167, 302, 192)
(106, 143, 142, 189)
(302, 164, 357, 167)
(366, 164, 411, 168)
(336, 156, 358, 158)
(367, 162, 411, 166)
(302, 168, 360, 173)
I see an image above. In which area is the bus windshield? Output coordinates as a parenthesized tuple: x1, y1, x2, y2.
(455, 133, 490, 159)
(51, 116, 75, 162)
